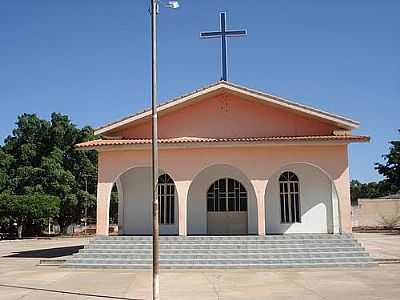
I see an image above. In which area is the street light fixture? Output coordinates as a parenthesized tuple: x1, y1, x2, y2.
(150, 1, 179, 299)
(166, 1, 180, 9)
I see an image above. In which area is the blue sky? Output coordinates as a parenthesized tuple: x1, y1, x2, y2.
(0, 1, 399, 182)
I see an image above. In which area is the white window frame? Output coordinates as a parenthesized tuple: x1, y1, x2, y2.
(158, 174, 175, 225)
(207, 178, 247, 212)
(279, 171, 301, 223)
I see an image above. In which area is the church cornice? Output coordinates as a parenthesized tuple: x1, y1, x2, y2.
(76, 135, 370, 152)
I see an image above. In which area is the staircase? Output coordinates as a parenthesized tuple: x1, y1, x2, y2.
(63, 234, 376, 269)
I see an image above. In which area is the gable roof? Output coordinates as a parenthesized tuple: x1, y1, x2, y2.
(95, 81, 360, 135)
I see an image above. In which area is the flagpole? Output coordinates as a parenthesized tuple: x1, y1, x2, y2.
(150, 0, 160, 299)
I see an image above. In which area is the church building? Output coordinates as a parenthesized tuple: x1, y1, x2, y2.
(76, 80, 369, 236)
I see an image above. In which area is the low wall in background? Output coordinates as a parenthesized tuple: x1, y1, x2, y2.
(352, 198, 400, 228)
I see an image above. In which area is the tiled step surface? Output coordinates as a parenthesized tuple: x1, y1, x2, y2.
(63, 234, 376, 269)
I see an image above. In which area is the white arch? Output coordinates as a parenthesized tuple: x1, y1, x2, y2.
(265, 162, 340, 234)
(187, 163, 258, 235)
(115, 166, 179, 235)
(267, 161, 336, 182)
(267, 161, 341, 233)
(110, 163, 178, 186)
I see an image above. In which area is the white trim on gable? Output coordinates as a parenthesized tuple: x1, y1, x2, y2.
(94, 81, 360, 135)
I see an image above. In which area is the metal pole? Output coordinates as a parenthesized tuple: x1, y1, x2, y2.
(84, 175, 88, 234)
(151, 1, 160, 299)
(220, 13, 227, 81)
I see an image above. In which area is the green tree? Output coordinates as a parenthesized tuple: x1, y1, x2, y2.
(350, 180, 390, 205)
(0, 150, 15, 193)
(0, 193, 60, 239)
(376, 130, 400, 193)
(351, 130, 400, 204)
(0, 113, 97, 234)
(109, 185, 119, 224)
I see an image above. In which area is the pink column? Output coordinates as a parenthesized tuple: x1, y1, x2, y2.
(334, 167, 352, 233)
(175, 181, 190, 236)
(96, 182, 114, 235)
(251, 179, 267, 236)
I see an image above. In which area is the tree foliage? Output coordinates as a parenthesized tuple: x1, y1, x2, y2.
(375, 129, 400, 192)
(0, 193, 60, 238)
(110, 185, 119, 224)
(351, 130, 400, 204)
(0, 113, 97, 234)
(350, 180, 391, 205)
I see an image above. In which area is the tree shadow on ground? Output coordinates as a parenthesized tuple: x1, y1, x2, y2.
(0, 283, 143, 299)
(3, 245, 84, 258)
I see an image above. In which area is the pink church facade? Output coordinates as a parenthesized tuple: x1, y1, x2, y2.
(76, 81, 369, 236)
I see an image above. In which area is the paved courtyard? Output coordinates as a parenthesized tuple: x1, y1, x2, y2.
(354, 232, 400, 260)
(0, 233, 399, 300)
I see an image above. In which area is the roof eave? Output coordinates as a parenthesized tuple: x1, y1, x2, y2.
(75, 137, 370, 152)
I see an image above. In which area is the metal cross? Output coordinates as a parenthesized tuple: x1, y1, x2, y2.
(200, 12, 247, 81)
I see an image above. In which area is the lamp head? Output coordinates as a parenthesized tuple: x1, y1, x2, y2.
(166, 1, 180, 9)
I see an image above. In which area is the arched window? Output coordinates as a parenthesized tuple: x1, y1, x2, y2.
(158, 174, 175, 225)
(207, 178, 247, 212)
(279, 171, 301, 223)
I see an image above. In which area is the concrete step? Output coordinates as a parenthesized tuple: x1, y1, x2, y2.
(89, 238, 360, 243)
(71, 251, 370, 260)
(63, 261, 377, 269)
(95, 234, 353, 240)
(65, 256, 374, 265)
(80, 246, 363, 255)
(66, 255, 373, 263)
(85, 242, 361, 250)
(92, 237, 355, 243)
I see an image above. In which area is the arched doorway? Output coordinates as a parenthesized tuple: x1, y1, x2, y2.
(207, 178, 248, 235)
(265, 163, 339, 234)
(117, 167, 178, 235)
(187, 164, 257, 235)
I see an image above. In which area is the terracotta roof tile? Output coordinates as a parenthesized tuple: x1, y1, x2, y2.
(75, 135, 370, 150)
